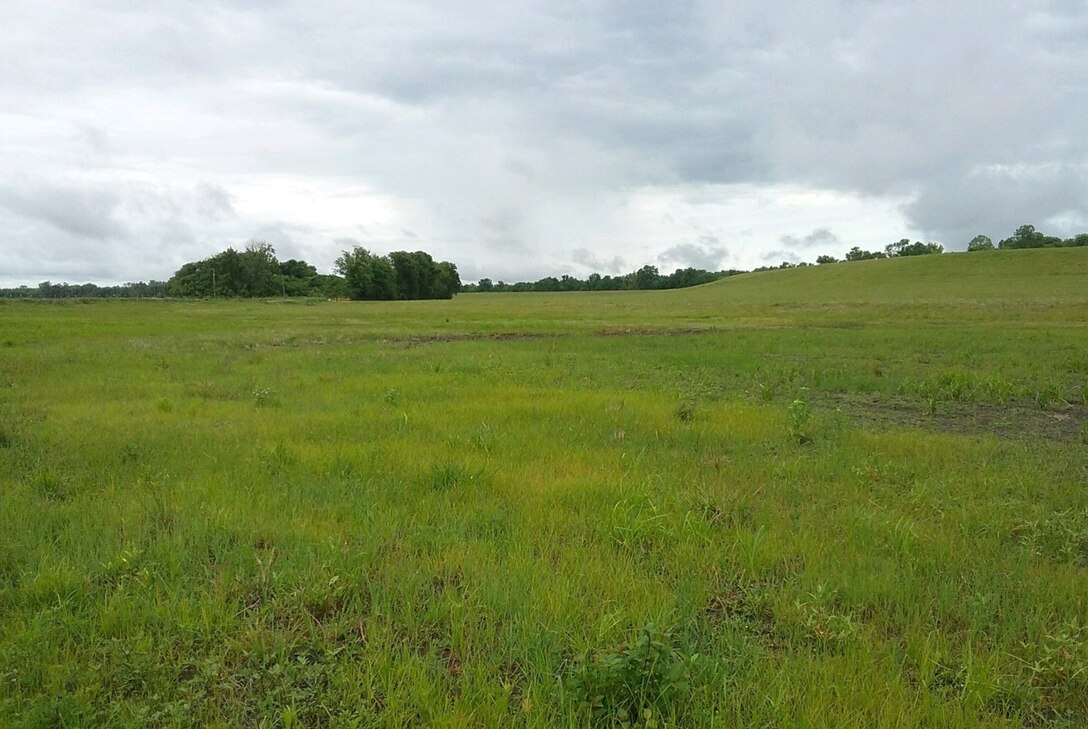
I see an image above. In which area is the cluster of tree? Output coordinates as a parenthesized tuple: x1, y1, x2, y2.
(812, 225, 1086, 265)
(335, 247, 461, 300)
(461, 265, 743, 293)
(0, 281, 167, 299)
(814, 239, 945, 264)
(972, 225, 1088, 250)
(165, 242, 345, 298)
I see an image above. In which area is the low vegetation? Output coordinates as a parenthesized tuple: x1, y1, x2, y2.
(1, 248, 1086, 726)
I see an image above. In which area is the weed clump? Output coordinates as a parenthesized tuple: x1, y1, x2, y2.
(791, 584, 859, 651)
(1013, 510, 1088, 566)
(787, 396, 811, 445)
(567, 623, 696, 727)
(252, 386, 275, 407)
(674, 400, 696, 423)
(425, 463, 480, 492)
(34, 468, 73, 502)
(1020, 620, 1088, 719)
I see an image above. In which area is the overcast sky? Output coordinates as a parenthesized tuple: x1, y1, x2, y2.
(2, 1, 1086, 285)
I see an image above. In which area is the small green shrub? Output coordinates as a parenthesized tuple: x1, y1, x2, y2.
(252, 386, 274, 407)
(568, 623, 696, 727)
(787, 397, 811, 444)
(792, 584, 859, 651)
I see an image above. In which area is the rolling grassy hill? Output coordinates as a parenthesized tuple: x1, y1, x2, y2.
(696, 247, 1088, 304)
(1, 248, 1086, 727)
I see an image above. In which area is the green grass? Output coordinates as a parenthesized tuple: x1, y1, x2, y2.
(1, 249, 1087, 727)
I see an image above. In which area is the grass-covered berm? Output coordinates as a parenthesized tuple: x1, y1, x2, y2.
(1, 248, 1087, 727)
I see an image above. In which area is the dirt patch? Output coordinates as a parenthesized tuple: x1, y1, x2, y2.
(593, 325, 725, 337)
(379, 331, 548, 347)
(813, 392, 1087, 442)
(378, 326, 732, 347)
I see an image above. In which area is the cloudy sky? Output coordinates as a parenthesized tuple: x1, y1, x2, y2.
(2, 1, 1086, 285)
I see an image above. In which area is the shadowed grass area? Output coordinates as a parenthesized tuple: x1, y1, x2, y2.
(1, 249, 1087, 726)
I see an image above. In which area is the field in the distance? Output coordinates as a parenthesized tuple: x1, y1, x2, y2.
(1, 248, 1087, 727)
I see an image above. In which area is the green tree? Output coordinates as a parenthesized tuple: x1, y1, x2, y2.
(886, 239, 943, 257)
(999, 224, 1063, 249)
(967, 235, 994, 251)
(633, 265, 660, 290)
(336, 247, 398, 300)
(844, 247, 886, 261)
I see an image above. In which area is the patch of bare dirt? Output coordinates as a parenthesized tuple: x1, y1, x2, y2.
(813, 392, 1087, 442)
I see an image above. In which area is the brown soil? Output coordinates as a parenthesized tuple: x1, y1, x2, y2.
(813, 392, 1087, 442)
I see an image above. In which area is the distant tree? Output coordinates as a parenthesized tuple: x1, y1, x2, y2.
(385, 251, 419, 299)
(1066, 233, 1088, 247)
(844, 246, 887, 261)
(336, 247, 397, 300)
(432, 261, 461, 299)
(999, 224, 1063, 249)
(633, 264, 661, 290)
(558, 274, 581, 292)
(534, 276, 560, 292)
(237, 241, 280, 296)
(165, 241, 304, 297)
(816, 255, 838, 264)
(336, 247, 458, 301)
(314, 273, 349, 299)
(459, 263, 737, 295)
(885, 239, 943, 257)
(967, 235, 994, 251)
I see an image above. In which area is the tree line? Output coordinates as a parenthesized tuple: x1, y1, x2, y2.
(0, 280, 167, 299)
(462, 265, 743, 293)
(799, 224, 1086, 268)
(3, 223, 1084, 299)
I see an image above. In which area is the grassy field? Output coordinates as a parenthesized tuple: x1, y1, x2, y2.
(1, 248, 1087, 727)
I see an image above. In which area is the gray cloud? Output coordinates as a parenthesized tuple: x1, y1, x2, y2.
(761, 250, 802, 264)
(1, 1, 1086, 284)
(570, 248, 626, 274)
(659, 240, 729, 270)
(779, 228, 841, 250)
(903, 163, 1088, 249)
(0, 184, 126, 240)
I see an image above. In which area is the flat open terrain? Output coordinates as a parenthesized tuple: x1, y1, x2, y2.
(2, 248, 1087, 727)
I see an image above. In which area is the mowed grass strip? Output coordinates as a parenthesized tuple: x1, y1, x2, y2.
(1, 249, 1087, 727)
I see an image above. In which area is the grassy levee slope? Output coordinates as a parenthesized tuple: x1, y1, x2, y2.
(1, 249, 1087, 727)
